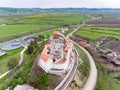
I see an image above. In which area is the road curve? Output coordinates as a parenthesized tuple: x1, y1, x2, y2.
(54, 26, 81, 90)
(68, 22, 97, 90)
(55, 49, 78, 90)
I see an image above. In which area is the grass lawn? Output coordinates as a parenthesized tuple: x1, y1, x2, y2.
(110, 78, 120, 90)
(0, 48, 23, 75)
(112, 84, 120, 90)
(0, 25, 42, 37)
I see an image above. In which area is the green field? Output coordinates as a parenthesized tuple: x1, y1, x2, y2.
(74, 26, 120, 40)
(0, 14, 91, 25)
(0, 25, 42, 37)
(0, 14, 90, 42)
(0, 47, 23, 75)
(23, 14, 91, 25)
(111, 82, 120, 90)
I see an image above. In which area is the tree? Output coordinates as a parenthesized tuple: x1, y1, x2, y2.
(29, 73, 51, 90)
(7, 58, 18, 70)
(26, 39, 39, 55)
(47, 34, 50, 39)
(26, 45, 34, 55)
(38, 34, 44, 44)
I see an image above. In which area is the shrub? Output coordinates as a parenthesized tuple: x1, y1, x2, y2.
(7, 58, 18, 70)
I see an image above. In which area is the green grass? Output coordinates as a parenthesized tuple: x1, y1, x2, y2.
(74, 30, 104, 40)
(111, 82, 120, 90)
(0, 14, 91, 25)
(0, 25, 41, 37)
(74, 26, 120, 40)
(95, 63, 111, 90)
(0, 13, 91, 41)
(75, 45, 90, 78)
(111, 76, 120, 90)
(23, 15, 91, 25)
(0, 48, 23, 75)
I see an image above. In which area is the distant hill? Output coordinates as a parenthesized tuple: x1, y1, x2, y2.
(0, 7, 120, 15)
(0, 7, 42, 15)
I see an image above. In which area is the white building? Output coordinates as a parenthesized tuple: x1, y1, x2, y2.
(38, 31, 74, 75)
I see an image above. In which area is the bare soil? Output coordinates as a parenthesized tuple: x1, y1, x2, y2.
(67, 71, 84, 90)
(108, 40, 120, 52)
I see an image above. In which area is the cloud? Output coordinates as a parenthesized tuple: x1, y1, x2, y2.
(0, 0, 120, 8)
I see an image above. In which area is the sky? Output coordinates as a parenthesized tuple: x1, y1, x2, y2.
(0, 0, 120, 8)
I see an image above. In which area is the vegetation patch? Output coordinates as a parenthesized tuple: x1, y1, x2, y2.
(75, 45, 90, 88)
(74, 26, 120, 40)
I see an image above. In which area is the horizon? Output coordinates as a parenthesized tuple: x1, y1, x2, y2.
(1, 7, 120, 9)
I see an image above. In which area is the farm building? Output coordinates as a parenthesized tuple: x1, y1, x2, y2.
(79, 40, 87, 46)
(106, 52, 117, 58)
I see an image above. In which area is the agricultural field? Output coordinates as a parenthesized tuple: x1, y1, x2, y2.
(86, 13, 120, 28)
(0, 14, 91, 25)
(102, 14, 120, 20)
(0, 25, 42, 37)
(74, 26, 120, 40)
(0, 13, 91, 43)
(86, 20, 120, 28)
(23, 14, 91, 25)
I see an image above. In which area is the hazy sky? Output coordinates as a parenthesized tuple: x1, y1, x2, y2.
(0, 0, 120, 8)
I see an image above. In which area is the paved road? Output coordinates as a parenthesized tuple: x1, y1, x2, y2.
(78, 44, 97, 90)
(69, 22, 97, 90)
(55, 49, 78, 90)
(19, 48, 27, 65)
(55, 23, 85, 90)
(0, 70, 11, 79)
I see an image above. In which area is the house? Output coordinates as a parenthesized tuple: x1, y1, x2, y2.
(75, 37, 88, 46)
(106, 52, 117, 58)
(101, 51, 120, 66)
(111, 57, 120, 66)
(79, 40, 87, 46)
